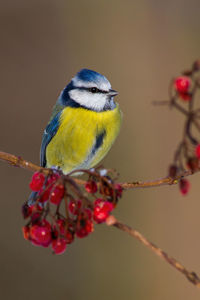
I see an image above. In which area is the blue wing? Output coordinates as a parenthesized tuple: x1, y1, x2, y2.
(27, 111, 61, 206)
(40, 111, 61, 167)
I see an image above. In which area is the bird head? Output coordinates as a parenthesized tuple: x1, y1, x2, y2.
(61, 69, 118, 111)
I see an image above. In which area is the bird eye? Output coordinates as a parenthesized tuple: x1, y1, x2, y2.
(90, 87, 98, 93)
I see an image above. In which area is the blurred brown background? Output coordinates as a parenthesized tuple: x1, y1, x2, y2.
(1, 0, 200, 299)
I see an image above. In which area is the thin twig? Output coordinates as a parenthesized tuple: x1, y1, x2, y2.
(0, 151, 44, 173)
(119, 168, 194, 189)
(171, 100, 189, 116)
(113, 220, 200, 288)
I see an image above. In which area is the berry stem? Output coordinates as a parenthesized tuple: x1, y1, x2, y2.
(171, 98, 189, 116)
(64, 194, 69, 220)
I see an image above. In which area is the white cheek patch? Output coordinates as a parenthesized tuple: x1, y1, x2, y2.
(72, 77, 111, 91)
(69, 89, 107, 111)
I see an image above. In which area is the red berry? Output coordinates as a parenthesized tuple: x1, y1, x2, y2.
(47, 173, 60, 186)
(174, 76, 191, 93)
(83, 208, 92, 219)
(94, 199, 114, 211)
(50, 184, 64, 205)
(85, 181, 98, 193)
(52, 219, 74, 244)
(31, 238, 41, 246)
(38, 188, 50, 203)
(22, 226, 30, 240)
(94, 198, 104, 206)
(42, 219, 51, 229)
(76, 219, 94, 238)
(53, 219, 66, 237)
(93, 200, 114, 223)
(65, 230, 74, 244)
(38, 174, 61, 203)
(56, 219, 66, 233)
(68, 199, 82, 215)
(29, 172, 45, 191)
(84, 219, 93, 233)
(30, 220, 52, 246)
(52, 238, 67, 255)
(30, 225, 40, 242)
(102, 201, 114, 212)
(179, 179, 190, 195)
(195, 144, 200, 159)
(31, 212, 41, 224)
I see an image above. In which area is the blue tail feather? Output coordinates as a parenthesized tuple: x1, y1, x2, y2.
(28, 191, 38, 206)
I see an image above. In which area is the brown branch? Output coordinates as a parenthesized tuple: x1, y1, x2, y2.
(112, 219, 200, 288)
(0, 151, 198, 190)
(0, 151, 44, 173)
(0, 151, 86, 186)
(120, 170, 188, 189)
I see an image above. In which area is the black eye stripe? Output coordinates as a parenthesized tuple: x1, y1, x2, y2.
(75, 87, 108, 94)
(89, 87, 107, 94)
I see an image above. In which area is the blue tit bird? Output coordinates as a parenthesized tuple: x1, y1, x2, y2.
(40, 69, 122, 174)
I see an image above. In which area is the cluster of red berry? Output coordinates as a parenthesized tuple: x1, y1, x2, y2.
(168, 61, 200, 195)
(22, 170, 123, 254)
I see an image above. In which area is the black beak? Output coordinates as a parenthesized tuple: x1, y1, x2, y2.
(108, 89, 118, 97)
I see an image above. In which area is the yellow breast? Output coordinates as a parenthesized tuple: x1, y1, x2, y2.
(46, 104, 122, 174)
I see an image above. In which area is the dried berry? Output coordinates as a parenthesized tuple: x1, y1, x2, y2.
(179, 92, 191, 101)
(114, 184, 123, 198)
(187, 157, 199, 172)
(169, 165, 177, 178)
(21, 203, 34, 219)
(22, 226, 30, 240)
(85, 180, 98, 193)
(76, 219, 94, 238)
(179, 179, 190, 195)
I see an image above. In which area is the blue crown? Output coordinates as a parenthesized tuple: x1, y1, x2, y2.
(77, 69, 106, 83)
